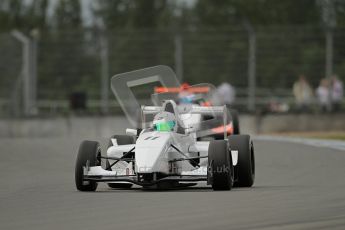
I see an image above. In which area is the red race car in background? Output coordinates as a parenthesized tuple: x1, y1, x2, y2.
(154, 83, 240, 140)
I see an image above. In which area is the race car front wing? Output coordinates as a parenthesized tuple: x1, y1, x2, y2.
(83, 165, 208, 186)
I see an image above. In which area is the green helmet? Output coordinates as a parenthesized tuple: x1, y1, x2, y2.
(153, 111, 177, 132)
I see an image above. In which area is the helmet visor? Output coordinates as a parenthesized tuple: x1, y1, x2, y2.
(154, 121, 176, 132)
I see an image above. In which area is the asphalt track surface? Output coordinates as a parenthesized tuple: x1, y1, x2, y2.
(1, 137, 345, 230)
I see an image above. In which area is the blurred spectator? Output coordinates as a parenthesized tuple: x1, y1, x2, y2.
(292, 75, 313, 112)
(330, 75, 343, 112)
(268, 98, 289, 113)
(217, 82, 236, 106)
(316, 78, 331, 112)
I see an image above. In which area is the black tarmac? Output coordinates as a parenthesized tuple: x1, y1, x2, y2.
(1, 137, 345, 230)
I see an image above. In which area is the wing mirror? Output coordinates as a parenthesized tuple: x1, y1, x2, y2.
(126, 128, 138, 136)
(126, 128, 143, 137)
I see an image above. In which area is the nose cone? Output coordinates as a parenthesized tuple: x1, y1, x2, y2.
(135, 131, 171, 173)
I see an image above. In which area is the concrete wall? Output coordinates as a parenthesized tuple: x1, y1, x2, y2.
(0, 116, 131, 139)
(0, 114, 344, 138)
(252, 113, 345, 134)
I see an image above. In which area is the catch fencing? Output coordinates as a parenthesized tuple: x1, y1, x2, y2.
(0, 25, 344, 117)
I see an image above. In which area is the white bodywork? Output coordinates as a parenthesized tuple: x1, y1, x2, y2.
(84, 101, 238, 179)
(86, 131, 238, 178)
(82, 66, 244, 187)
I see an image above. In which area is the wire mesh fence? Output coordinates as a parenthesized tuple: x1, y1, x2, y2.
(0, 25, 344, 117)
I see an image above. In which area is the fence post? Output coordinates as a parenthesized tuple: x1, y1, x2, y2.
(11, 30, 37, 116)
(99, 31, 109, 114)
(30, 29, 39, 115)
(174, 34, 183, 82)
(244, 22, 257, 112)
(325, 29, 333, 78)
(319, 0, 336, 78)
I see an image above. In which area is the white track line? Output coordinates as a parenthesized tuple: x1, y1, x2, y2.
(254, 135, 345, 152)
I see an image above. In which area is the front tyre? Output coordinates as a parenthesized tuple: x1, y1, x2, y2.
(228, 135, 255, 187)
(75, 140, 101, 191)
(208, 140, 233, 191)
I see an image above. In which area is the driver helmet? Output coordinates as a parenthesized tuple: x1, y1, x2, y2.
(153, 111, 177, 132)
(179, 92, 195, 104)
(178, 83, 195, 104)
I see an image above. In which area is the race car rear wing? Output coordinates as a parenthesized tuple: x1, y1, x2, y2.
(141, 105, 228, 139)
(154, 86, 210, 93)
(141, 105, 226, 115)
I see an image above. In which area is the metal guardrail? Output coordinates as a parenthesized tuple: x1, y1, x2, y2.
(2, 97, 340, 117)
(0, 86, 343, 117)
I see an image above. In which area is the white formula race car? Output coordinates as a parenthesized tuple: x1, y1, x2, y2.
(75, 66, 254, 191)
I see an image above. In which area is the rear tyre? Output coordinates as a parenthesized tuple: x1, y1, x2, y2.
(228, 135, 255, 187)
(212, 108, 240, 140)
(106, 135, 135, 189)
(75, 140, 101, 191)
(208, 140, 233, 190)
(228, 108, 240, 135)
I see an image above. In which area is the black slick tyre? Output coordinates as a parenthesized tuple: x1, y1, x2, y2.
(208, 140, 233, 191)
(228, 135, 255, 187)
(228, 108, 240, 135)
(75, 140, 101, 191)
